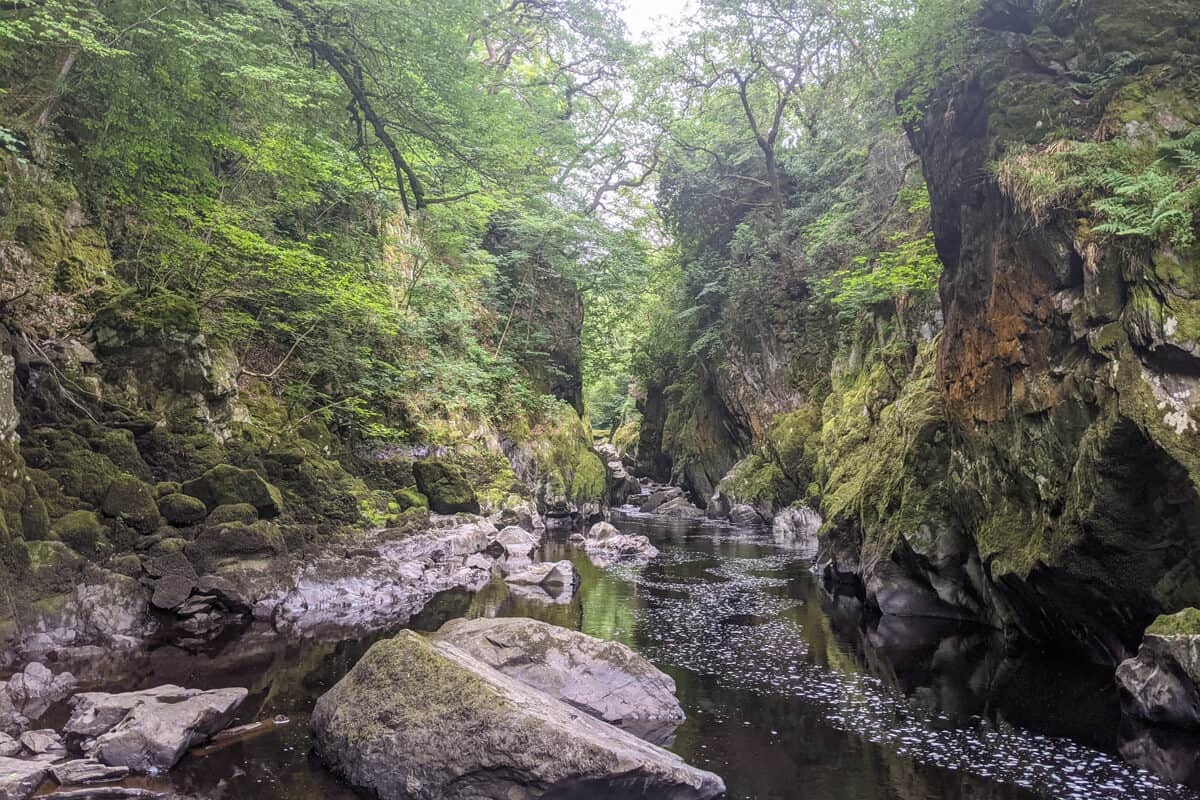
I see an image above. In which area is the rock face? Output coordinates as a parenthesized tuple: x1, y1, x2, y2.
(66, 685, 247, 772)
(312, 630, 724, 800)
(433, 618, 685, 744)
(412, 461, 480, 515)
(0, 663, 76, 736)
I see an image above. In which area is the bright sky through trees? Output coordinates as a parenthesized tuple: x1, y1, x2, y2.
(620, 0, 692, 41)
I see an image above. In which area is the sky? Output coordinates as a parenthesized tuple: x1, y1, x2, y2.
(619, 0, 692, 43)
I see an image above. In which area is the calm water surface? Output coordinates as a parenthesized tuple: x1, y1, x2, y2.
(58, 513, 1200, 800)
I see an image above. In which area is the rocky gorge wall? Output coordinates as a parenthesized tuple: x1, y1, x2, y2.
(0, 181, 606, 668)
(639, 0, 1200, 668)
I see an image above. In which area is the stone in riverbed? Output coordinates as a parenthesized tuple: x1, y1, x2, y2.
(50, 758, 131, 784)
(182, 464, 283, 518)
(18, 728, 63, 756)
(311, 630, 725, 800)
(66, 685, 248, 773)
(5, 662, 77, 723)
(0, 757, 47, 800)
(433, 617, 685, 744)
(583, 522, 659, 564)
(0, 735, 18, 758)
(504, 560, 576, 588)
(492, 525, 539, 560)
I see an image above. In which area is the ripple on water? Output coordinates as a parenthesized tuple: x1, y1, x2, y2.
(632, 529, 1196, 800)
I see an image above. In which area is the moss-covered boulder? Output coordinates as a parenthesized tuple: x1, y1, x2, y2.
(155, 481, 182, 498)
(157, 493, 208, 526)
(51, 510, 108, 556)
(412, 461, 479, 515)
(206, 503, 258, 526)
(188, 520, 285, 561)
(101, 474, 161, 533)
(392, 487, 429, 512)
(182, 464, 283, 518)
(47, 449, 121, 505)
(21, 540, 85, 591)
(310, 631, 725, 800)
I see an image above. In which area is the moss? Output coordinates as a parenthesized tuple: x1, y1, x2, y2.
(155, 481, 182, 497)
(101, 473, 161, 533)
(719, 454, 791, 510)
(82, 424, 151, 481)
(1147, 608, 1200, 637)
(51, 510, 108, 557)
(528, 402, 607, 511)
(21, 540, 84, 591)
(189, 520, 286, 561)
(93, 289, 202, 352)
(47, 448, 121, 505)
(392, 487, 429, 512)
(20, 492, 51, 541)
(612, 416, 641, 455)
(182, 464, 284, 518)
(207, 502, 258, 525)
(413, 461, 480, 515)
(157, 492, 208, 526)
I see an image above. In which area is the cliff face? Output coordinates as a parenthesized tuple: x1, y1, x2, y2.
(899, 0, 1200, 662)
(643, 0, 1200, 664)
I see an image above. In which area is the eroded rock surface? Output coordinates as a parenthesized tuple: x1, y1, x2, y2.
(433, 617, 685, 744)
(311, 630, 724, 800)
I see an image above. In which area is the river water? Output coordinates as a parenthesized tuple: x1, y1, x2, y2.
(67, 511, 1200, 800)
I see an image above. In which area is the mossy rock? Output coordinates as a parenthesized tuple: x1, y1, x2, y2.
(1147, 608, 1200, 637)
(51, 510, 108, 557)
(101, 474, 161, 533)
(20, 492, 52, 541)
(157, 493, 208, 526)
(188, 520, 285, 560)
(27, 468, 82, 518)
(92, 288, 201, 353)
(392, 487, 429, 512)
(207, 503, 258, 526)
(21, 540, 84, 591)
(47, 448, 121, 505)
(109, 553, 143, 578)
(183, 464, 284, 518)
(155, 481, 182, 498)
(83, 424, 151, 481)
(413, 461, 479, 515)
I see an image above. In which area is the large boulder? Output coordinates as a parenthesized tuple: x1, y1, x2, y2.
(65, 685, 247, 772)
(157, 492, 208, 526)
(493, 525, 539, 560)
(412, 461, 479, 515)
(1117, 609, 1200, 727)
(311, 631, 724, 800)
(101, 474, 161, 533)
(433, 617, 685, 744)
(182, 464, 283, 518)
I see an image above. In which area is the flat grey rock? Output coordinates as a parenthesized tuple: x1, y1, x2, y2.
(433, 617, 685, 744)
(0, 756, 48, 800)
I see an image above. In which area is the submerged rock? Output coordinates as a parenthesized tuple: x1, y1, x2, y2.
(433, 617, 685, 744)
(311, 630, 724, 800)
(66, 685, 247, 773)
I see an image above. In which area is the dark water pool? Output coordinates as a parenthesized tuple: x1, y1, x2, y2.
(61, 514, 1200, 800)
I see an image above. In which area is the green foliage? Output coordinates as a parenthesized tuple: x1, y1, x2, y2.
(995, 128, 1200, 248)
(816, 232, 943, 320)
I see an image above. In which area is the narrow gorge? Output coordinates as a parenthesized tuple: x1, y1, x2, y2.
(2, 0, 1200, 798)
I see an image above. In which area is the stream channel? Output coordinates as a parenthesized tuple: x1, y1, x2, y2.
(47, 509, 1200, 800)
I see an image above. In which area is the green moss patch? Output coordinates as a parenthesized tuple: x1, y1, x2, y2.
(1147, 607, 1200, 637)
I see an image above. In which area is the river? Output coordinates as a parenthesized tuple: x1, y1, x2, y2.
(63, 510, 1200, 800)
